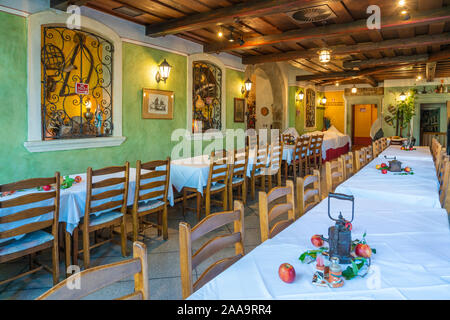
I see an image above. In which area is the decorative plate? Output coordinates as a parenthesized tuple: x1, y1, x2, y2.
(261, 107, 269, 116)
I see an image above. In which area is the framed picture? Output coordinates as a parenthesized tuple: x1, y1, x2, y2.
(305, 88, 316, 129)
(234, 98, 245, 123)
(142, 88, 174, 119)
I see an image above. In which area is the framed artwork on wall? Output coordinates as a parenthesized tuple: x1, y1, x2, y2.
(305, 88, 316, 129)
(234, 98, 245, 123)
(142, 88, 174, 119)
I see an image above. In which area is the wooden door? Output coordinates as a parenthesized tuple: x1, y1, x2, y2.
(353, 104, 378, 145)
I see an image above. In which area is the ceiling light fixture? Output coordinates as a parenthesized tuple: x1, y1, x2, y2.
(318, 48, 332, 64)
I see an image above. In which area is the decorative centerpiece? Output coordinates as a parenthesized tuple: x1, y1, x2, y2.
(376, 157, 413, 175)
(299, 193, 376, 286)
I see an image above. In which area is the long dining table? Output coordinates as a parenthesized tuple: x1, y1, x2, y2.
(189, 145, 450, 300)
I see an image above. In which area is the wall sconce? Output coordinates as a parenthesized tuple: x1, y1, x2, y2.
(241, 78, 252, 95)
(399, 91, 407, 101)
(156, 59, 172, 83)
(351, 85, 358, 94)
(321, 96, 327, 105)
(84, 96, 94, 122)
(296, 90, 304, 102)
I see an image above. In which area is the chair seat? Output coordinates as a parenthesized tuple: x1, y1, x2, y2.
(231, 177, 244, 185)
(137, 199, 165, 213)
(254, 169, 263, 177)
(0, 230, 53, 257)
(210, 183, 226, 192)
(89, 210, 123, 227)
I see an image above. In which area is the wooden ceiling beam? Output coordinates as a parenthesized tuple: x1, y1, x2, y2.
(362, 76, 378, 87)
(343, 54, 430, 69)
(50, 0, 89, 10)
(145, 0, 328, 37)
(204, 7, 450, 53)
(243, 33, 450, 64)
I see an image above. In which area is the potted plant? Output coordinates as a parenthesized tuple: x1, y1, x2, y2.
(384, 89, 416, 137)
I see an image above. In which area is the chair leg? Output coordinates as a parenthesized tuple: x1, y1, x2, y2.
(260, 174, 265, 192)
(157, 212, 162, 237)
(120, 217, 128, 257)
(268, 174, 272, 190)
(82, 227, 90, 269)
(52, 239, 60, 285)
(162, 206, 168, 240)
(72, 227, 79, 267)
(64, 230, 71, 278)
(277, 170, 281, 187)
(198, 192, 203, 220)
(182, 188, 187, 218)
(223, 188, 228, 211)
(228, 184, 233, 211)
(251, 177, 256, 200)
(242, 181, 247, 205)
(132, 210, 139, 242)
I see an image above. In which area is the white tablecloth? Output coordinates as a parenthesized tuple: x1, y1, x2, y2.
(378, 145, 433, 162)
(0, 168, 174, 238)
(189, 197, 450, 300)
(334, 158, 441, 209)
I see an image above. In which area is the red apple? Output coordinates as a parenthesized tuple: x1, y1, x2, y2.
(74, 176, 82, 183)
(42, 185, 51, 191)
(404, 167, 411, 173)
(311, 234, 324, 247)
(381, 169, 388, 174)
(381, 163, 387, 168)
(355, 243, 372, 258)
(409, 147, 413, 151)
(278, 263, 296, 283)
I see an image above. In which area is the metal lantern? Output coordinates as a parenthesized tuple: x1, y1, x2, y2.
(351, 85, 358, 94)
(322, 193, 355, 264)
(297, 91, 304, 102)
(399, 91, 407, 101)
(156, 59, 172, 83)
(318, 48, 331, 63)
(321, 96, 327, 104)
(244, 78, 252, 92)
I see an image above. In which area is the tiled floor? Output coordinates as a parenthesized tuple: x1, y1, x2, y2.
(0, 194, 267, 300)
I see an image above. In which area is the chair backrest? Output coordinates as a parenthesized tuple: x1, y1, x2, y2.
(366, 145, 373, 163)
(85, 163, 130, 224)
(294, 136, 311, 163)
(268, 141, 283, 175)
(380, 138, 387, 150)
(341, 152, 354, 179)
(179, 200, 244, 299)
(252, 143, 268, 176)
(247, 132, 258, 151)
(310, 134, 324, 159)
(355, 149, 365, 172)
(436, 148, 445, 174)
(438, 156, 449, 204)
(37, 241, 148, 300)
(0, 173, 60, 244)
(258, 180, 295, 242)
(207, 150, 230, 191)
(133, 158, 170, 211)
(325, 157, 344, 194)
(296, 170, 321, 217)
(282, 133, 294, 144)
(230, 147, 248, 180)
(372, 140, 380, 157)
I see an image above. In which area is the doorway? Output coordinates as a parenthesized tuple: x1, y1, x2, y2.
(352, 104, 378, 146)
(420, 103, 447, 148)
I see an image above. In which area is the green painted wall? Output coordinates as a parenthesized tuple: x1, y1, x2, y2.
(288, 86, 324, 135)
(0, 11, 245, 184)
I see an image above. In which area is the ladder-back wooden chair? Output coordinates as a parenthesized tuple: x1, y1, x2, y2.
(0, 173, 61, 286)
(438, 156, 449, 205)
(341, 152, 354, 180)
(267, 141, 283, 190)
(282, 133, 294, 145)
(247, 133, 258, 150)
(250, 144, 268, 200)
(228, 147, 248, 209)
(308, 134, 324, 172)
(296, 170, 321, 218)
(355, 149, 365, 172)
(372, 140, 380, 158)
(325, 157, 345, 195)
(365, 145, 374, 163)
(435, 148, 445, 175)
(285, 136, 310, 182)
(380, 138, 388, 151)
(179, 201, 244, 299)
(258, 180, 295, 242)
(37, 241, 148, 300)
(73, 163, 130, 269)
(129, 158, 170, 242)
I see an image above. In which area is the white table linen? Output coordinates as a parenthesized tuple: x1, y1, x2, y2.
(334, 158, 441, 209)
(189, 198, 450, 300)
(378, 145, 433, 162)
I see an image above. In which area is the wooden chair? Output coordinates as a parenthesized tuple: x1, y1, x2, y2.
(179, 201, 244, 299)
(73, 163, 130, 269)
(365, 145, 374, 163)
(296, 170, 321, 218)
(258, 180, 295, 242)
(228, 148, 248, 210)
(325, 157, 345, 195)
(355, 148, 366, 172)
(308, 134, 324, 173)
(247, 133, 258, 150)
(372, 140, 380, 157)
(267, 141, 284, 190)
(282, 133, 294, 144)
(250, 143, 268, 200)
(285, 136, 310, 182)
(380, 138, 388, 150)
(435, 148, 445, 174)
(0, 173, 61, 286)
(129, 158, 170, 242)
(438, 156, 449, 204)
(183, 151, 229, 220)
(341, 152, 355, 180)
(37, 241, 148, 300)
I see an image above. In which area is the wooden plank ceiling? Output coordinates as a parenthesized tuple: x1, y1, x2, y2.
(51, 0, 450, 86)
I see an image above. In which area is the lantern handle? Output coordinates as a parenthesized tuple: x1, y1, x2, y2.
(328, 193, 354, 223)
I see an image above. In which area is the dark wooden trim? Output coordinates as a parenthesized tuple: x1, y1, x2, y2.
(50, 0, 89, 10)
(343, 54, 429, 69)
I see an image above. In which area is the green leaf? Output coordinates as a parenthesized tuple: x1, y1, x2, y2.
(372, 248, 377, 254)
(351, 260, 359, 276)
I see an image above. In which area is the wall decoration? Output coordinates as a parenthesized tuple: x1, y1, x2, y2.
(261, 107, 269, 117)
(305, 88, 316, 129)
(192, 61, 222, 132)
(344, 87, 384, 96)
(142, 88, 174, 119)
(234, 98, 245, 123)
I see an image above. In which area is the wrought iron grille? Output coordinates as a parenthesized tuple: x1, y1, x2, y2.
(192, 61, 222, 133)
(41, 26, 114, 139)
